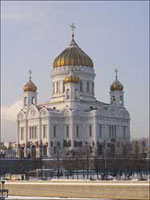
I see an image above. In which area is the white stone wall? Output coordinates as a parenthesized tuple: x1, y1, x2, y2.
(18, 63, 130, 158)
(51, 65, 96, 105)
(17, 100, 130, 158)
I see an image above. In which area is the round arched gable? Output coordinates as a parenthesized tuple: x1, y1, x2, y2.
(17, 110, 26, 120)
(40, 107, 49, 118)
(26, 105, 39, 119)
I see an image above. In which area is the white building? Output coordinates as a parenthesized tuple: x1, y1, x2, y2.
(17, 27, 130, 158)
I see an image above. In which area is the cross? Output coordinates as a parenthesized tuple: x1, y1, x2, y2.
(70, 23, 75, 38)
(115, 68, 118, 80)
(29, 69, 32, 80)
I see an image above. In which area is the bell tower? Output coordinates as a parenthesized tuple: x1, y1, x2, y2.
(110, 69, 124, 106)
(23, 70, 37, 108)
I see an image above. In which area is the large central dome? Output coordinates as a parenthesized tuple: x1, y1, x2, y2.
(53, 31, 93, 68)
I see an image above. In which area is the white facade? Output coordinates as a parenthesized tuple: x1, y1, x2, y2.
(17, 32, 130, 158)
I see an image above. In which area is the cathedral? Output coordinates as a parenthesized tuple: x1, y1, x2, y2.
(17, 25, 130, 158)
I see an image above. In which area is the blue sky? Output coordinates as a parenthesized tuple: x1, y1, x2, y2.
(1, 1, 149, 141)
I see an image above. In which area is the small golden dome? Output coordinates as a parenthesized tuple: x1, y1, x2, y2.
(23, 71, 37, 92)
(64, 75, 80, 84)
(110, 79, 124, 91)
(23, 79, 37, 92)
(53, 30, 93, 68)
(110, 69, 124, 91)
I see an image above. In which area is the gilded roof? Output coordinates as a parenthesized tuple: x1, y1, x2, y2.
(110, 69, 124, 91)
(64, 75, 80, 84)
(110, 79, 124, 91)
(53, 37, 93, 68)
(23, 79, 37, 92)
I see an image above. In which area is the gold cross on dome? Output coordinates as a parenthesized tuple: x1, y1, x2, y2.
(70, 23, 75, 34)
(29, 69, 32, 80)
(70, 23, 75, 39)
(115, 68, 118, 80)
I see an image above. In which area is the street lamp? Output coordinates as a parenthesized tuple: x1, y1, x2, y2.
(0, 179, 9, 199)
(1, 180, 5, 190)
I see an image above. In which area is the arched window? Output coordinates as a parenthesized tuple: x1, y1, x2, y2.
(89, 125, 92, 137)
(123, 126, 126, 138)
(87, 81, 89, 92)
(111, 96, 115, 103)
(63, 81, 65, 93)
(119, 96, 123, 105)
(56, 81, 59, 93)
(75, 89, 78, 99)
(43, 125, 47, 138)
(99, 124, 102, 137)
(53, 125, 56, 138)
(66, 125, 69, 138)
(21, 127, 24, 140)
(58, 81, 60, 93)
(32, 97, 35, 104)
(66, 89, 70, 99)
(109, 125, 117, 138)
(92, 82, 94, 94)
(80, 81, 82, 92)
(76, 125, 79, 137)
(24, 97, 27, 106)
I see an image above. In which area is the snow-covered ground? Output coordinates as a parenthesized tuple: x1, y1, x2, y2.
(5, 180, 149, 186)
(7, 197, 108, 200)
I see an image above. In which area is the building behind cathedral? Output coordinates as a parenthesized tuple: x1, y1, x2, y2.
(17, 26, 130, 158)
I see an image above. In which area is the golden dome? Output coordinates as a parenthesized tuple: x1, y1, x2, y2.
(110, 79, 124, 91)
(64, 75, 80, 84)
(53, 32, 93, 68)
(110, 69, 124, 91)
(23, 77, 37, 92)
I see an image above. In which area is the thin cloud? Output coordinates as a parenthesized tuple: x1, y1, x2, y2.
(1, 99, 22, 122)
(1, 99, 22, 142)
(1, 12, 30, 21)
